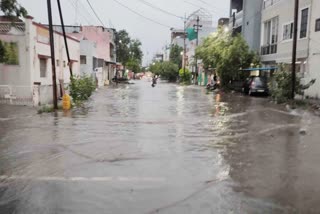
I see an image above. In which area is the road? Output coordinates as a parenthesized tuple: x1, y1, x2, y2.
(1, 80, 320, 213)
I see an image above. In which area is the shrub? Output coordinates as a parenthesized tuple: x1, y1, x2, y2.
(179, 68, 191, 84)
(270, 65, 316, 103)
(69, 75, 96, 103)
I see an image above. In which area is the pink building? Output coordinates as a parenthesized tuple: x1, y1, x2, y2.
(52, 25, 117, 86)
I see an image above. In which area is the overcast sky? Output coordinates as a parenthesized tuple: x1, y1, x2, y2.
(17, 0, 229, 65)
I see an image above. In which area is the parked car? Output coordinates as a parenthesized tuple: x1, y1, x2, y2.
(242, 76, 269, 95)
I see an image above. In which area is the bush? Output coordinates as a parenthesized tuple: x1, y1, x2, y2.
(270, 65, 316, 103)
(69, 75, 96, 103)
(179, 68, 191, 84)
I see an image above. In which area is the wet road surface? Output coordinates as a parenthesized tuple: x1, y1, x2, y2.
(1, 80, 320, 213)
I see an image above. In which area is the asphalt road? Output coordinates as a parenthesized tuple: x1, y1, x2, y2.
(1, 80, 320, 214)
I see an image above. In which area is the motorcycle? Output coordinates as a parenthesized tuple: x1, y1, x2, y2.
(206, 80, 220, 91)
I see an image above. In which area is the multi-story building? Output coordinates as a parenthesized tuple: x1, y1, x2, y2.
(0, 16, 80, 106)
(229, 0, 264, 52)
(260, 0, 320, 97)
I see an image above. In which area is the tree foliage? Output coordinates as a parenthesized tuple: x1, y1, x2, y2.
(115, 30, 143, 71)
(0, 0, 27, 18)
(196, 29, 258, 85)
(169, 44, 183, 68)
(179, 68, 191, 84)
(149, 61, 179, 82)
(270, 64, 316, 103)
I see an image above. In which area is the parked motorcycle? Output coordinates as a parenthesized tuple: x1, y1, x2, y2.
(206, 80, 220, 90)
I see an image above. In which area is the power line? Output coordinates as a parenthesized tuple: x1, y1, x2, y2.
(136, 0, 184, 20)
(67, 0, 92, 25)
(111, 0, 172, 28)
(86, 0, 106, 27)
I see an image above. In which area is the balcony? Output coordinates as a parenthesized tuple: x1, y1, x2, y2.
(261, 44, 277, 55)
(263, 0, 281, 9)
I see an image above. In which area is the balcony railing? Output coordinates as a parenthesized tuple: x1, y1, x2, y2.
(261, 44, 277, 55)
(263, 0, 281, 9)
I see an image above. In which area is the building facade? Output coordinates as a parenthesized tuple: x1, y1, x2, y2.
(230, 0, 264, 52)
(260, 0, 320, 97)
(52, 25, 117, 87)
(0, 16, 80, 106)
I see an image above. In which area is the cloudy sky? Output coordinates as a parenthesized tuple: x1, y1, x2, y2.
(17, 0, 230, 65)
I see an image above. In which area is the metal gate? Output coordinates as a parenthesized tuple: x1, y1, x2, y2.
(0, 85, 33, 106)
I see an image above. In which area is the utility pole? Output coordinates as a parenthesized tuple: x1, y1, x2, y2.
(291, 0, 299, 99)
(183, 14, 187, 80)
(47, 0, 58, 109)
(57, 0, 73, 77)
(194, 16, 202, 85)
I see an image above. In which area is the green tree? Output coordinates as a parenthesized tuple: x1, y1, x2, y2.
(179, 68, 191, 84)
(115, 30, 130, 67)
(0, 0, 27, 18)
(127, 58, 141, 73)
(149, 61, 179, 82)
(129, 39, 143, 64)
(115, 30, 143, 74)
(196, 29, 258, 85)
(169, 44, 183, 68)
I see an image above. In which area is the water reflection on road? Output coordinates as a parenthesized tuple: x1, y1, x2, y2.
(1, 80, 320, 213)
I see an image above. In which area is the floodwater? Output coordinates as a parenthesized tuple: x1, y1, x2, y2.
(1, 80, 320, 214)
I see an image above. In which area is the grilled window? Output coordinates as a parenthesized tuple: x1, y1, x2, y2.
(40, 58, 47, 78)
(316, 19, 320, 32)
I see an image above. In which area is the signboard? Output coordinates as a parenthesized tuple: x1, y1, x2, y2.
(37, 26, 49, 44)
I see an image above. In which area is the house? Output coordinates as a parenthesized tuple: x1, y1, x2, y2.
(260, 0, 320, 98)
(52, 25, 117, 87)
(229, 0, 264, 52)
(0, 16, 80, 106)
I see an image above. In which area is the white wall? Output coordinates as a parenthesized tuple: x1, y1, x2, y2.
(80, 40, 96, 76)
(304, 0, 320, 98)
(261, 0, 312, 63)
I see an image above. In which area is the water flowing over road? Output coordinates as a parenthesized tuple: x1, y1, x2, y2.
(1, 80, 320, 213)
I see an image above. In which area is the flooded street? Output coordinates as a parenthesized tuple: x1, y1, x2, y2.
(1, 80, 320, 213)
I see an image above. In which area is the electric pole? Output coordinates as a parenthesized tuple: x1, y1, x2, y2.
(183, 15, 187, 80)
(57, 0, 73, 77)
(194, 16, 202, 85)
(291, 0, 299, 99)
(47, 0, 58, 109)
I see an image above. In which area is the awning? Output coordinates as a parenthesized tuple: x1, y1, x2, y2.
(105, 60, 117, 65)
(38, 54, 50, 59)
(241, 67, 278, 71)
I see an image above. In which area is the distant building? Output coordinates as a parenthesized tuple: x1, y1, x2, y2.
(51, 25, 117, 86)
(0, 16, 80, 106)
(229, 0, 264, 52)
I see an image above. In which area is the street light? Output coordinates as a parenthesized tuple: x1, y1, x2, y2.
(180, 51, 184, 56)
(224, 27, 229, 33)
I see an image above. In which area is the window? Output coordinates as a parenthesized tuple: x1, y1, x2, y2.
(40, 58, 47, 78)
(80, 55, 86, 64)
(283, 22, 293, 40)
(56, 60, 60, 66)
(63, 61, 66, 67)
(300, 8, 309, 38)
(316, 19, 320, 32)
(261, 17, 278, 55)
